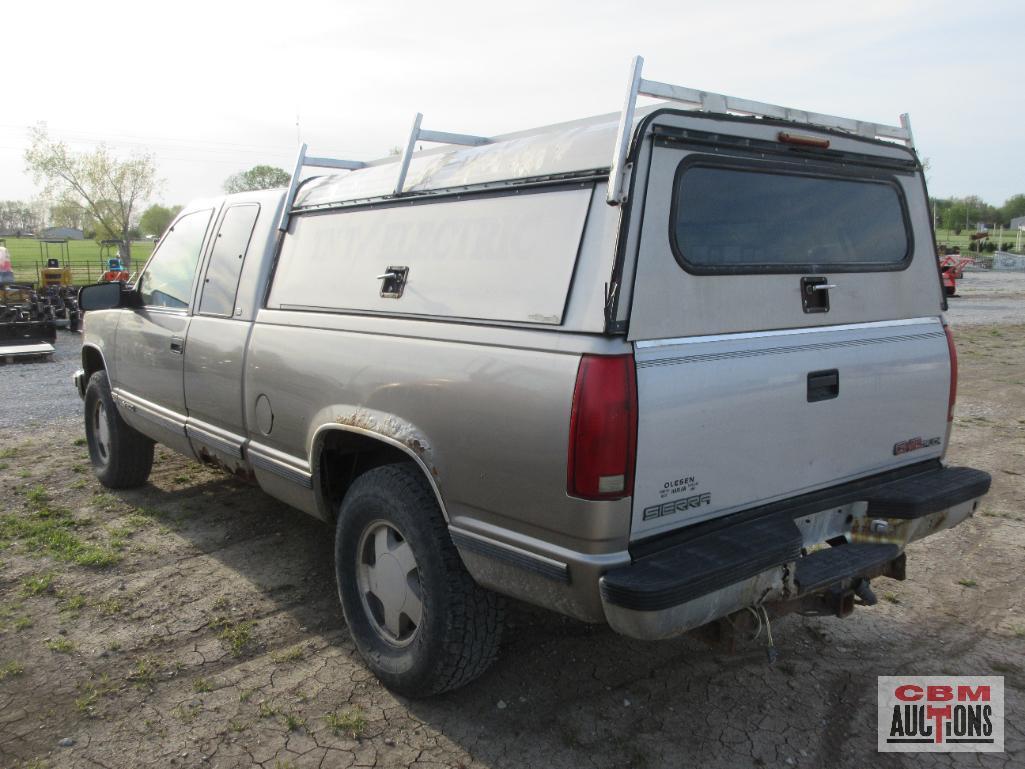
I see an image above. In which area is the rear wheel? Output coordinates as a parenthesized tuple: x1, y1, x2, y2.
(334, 463, 505, 697)
(84, 370, 154, 488)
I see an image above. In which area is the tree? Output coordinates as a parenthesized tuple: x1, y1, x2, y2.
(49, 199, 87, 229)
(1000, 194, 1025, 225)
(24, 125, 158, 265)
(139, 204, 183, 238)
(223, 165, 290, 194)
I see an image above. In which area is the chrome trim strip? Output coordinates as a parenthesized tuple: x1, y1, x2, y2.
(247, 443, 313, 489)
(449, 528, 571, 584)
(634, 317, 942, 349)
(186, 422, 244, 459)
(112, 389, 186, 435)
(636, 331, 945, 369)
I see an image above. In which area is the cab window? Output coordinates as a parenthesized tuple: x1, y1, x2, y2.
(198, 204, 260, 316)
(138, 210, 213, 308)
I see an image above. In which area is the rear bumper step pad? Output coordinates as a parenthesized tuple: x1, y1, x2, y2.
(601, 515, 802, 612)
(795, 543, 900, 595)
(865, 466, 990, 519)
(602, 464, 989, 612)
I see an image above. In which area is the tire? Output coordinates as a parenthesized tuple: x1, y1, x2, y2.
(335, 463, 505, 697)
(84, 370, 154, 489)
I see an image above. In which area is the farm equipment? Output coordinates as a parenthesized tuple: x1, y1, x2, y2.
(100, 257, 131, 283)
(28, 239, 81, 331)
(0, 283, 57, 360)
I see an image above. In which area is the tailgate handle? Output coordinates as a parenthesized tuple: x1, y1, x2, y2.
(807, 369, 839, 402)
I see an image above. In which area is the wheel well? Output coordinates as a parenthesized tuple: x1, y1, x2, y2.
(82, 346, 105, 380)
(315, 429, 436, 521)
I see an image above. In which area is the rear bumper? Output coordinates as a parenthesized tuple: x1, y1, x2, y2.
(599, 464, 991, 640)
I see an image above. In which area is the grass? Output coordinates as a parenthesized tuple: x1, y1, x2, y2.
(958, 578, 978, 588)
(21, 573, 54, 596)
(258, 701, 277, 719)
(192, 677, 213, 693)
(271, 645, 304, 664)
(283, 712, 307, 732)
(214, 619, 254, 657)
(128, 656, 160, 687)
(324, 706, 367, 738)
(0, 660, 25, 680)
(172, 703, 201, 723)
(4, 236, 155, 284)
(0, 490, 121, 568)
(46, 638, 74, 653)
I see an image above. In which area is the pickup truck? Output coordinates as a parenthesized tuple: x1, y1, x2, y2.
(75, 58, 991, 697)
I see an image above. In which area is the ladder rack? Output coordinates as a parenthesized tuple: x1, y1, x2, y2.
(277, 144, 367, 231)
(606, 55, 914, 205)
(393, 112, 489, 195)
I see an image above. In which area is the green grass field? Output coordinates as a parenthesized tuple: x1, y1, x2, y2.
(1, 237, 155, 285)
(934, 227, 1023, 253)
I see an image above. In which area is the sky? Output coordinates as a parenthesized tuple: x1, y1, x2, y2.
(2, 0, 1022, 213)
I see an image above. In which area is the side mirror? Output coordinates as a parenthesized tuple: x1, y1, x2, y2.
(79, 282, 138, 311)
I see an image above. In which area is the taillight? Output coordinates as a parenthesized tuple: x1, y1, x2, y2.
(567, 354, 638, 500)
(944, 323, 958, 423)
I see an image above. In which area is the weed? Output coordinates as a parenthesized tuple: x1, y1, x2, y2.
(0, 462, 8, 470)
(172, 702, 201, 723)
(1013, 626, 1025, 639)
(97, 597, 123, 615)
(128, 655, 160, 687)
(74, 689, 98, 715)
(272, 645, 304, 664)
(0, 447, 18, 459)
(258, 701, 277, 718)
(21, 573, 54, 596)
(239, 687, 257, 703)
(882, 593, 900, 604)
(283, 712, 307, 732)
(989, 660, 1020, 674)
(17, 469, 31, 478)
(958, 578, 978, 588)
(47, 638, 74, 653)
(324, 706, 367, 738)
(215, 619, 254, 657)
(71, 479, 88, 490)
(228, 718, 248, 732)
(14, 616, 33, 631)
(59, 593, 86, 613)
(0, 660, 25, 680)
(25, 486, 48, 506)
(173, 474, 191, 484)
(192, 677, 213, 693)
(1, 502, 120, 568)
(73, 438, 87, 446)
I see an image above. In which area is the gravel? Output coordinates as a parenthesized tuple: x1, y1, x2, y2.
(0, 331, 83, 429)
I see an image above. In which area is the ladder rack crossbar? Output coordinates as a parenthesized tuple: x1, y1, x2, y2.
(607, 55, 915, 205)
(394, 113, 490, 195)
(277, 143, 369, 232)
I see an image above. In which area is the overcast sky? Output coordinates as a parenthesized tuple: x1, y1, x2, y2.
(2, 0, 1022, 211)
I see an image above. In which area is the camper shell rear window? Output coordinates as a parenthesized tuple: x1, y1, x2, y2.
(669, 156, 913, 275)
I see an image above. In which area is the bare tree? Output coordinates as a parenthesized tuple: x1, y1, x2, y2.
(24, 125, 159, 265)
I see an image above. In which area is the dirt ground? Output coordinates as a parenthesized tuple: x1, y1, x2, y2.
(1, 310, 1024, 768)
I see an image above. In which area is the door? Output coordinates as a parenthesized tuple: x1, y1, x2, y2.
(626, 141, 951, 541)
(112, 208, 214, 455)
(184, 203, 261, 468)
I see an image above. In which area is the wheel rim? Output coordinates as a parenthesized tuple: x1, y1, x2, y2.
(92, 400, 111, 463)
(356, 520, 423, 647)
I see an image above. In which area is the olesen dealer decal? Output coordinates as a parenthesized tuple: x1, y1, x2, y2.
(877, 676, 1004, 752)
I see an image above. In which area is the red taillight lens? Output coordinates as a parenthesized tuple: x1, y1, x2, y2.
(567, 354, 638, 500)
(944, 323, 958, 422)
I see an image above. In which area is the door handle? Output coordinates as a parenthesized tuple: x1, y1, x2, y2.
(807, 369, 839, 402)
(169, 337, 185, 355)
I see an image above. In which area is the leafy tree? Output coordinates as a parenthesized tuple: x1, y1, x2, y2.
(139, 204, 183, 238)
(1000, 194, 1025, 225)
(223, 165, 290, 194)
(24, 125, 158, 265)
(49, 200, 87, 229)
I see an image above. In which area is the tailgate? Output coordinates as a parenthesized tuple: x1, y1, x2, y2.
(630, 318, 950, 539)
(624, 130, 949, 541)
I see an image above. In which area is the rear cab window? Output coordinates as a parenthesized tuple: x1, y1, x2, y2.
(198, 203, 260, 316)
(670, 157, 912, 275)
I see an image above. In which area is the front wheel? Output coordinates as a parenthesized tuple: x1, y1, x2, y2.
(335, 463, 505, 697)
(84, 370, 154, 489)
